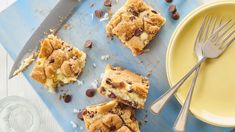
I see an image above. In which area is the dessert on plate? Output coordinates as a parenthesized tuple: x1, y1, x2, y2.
(83, 100, 140, 132)
(30, 34, 86, 92)
(106, 0, 166, 56)
(97, 64, 150, 109)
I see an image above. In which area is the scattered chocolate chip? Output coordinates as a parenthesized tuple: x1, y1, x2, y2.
(63, 94, 72, 103)
(84, 40, 93, 48)
(90, 3, 94, 7)
(134, 28, 143, 36)
(165, 0, 173, 3)
(168, 4, 177, 13)
(172, 12, 180, 20)
(95, 10, 103, 18)
(49, 58, 55, 63)
(146, 70, 152, 77)
(86, 88, 96, 97)
(77, 110, 84, 121)
(108, 93, 116, 98)
(104, 0, 112, 7)
(106, 78, 112, 85)
(151, 10, 158, 14)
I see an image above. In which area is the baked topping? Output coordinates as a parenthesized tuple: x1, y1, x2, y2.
(97, 64, 150, 109)
(106, 0, 165, 56)
(83, 100, 140, 132)
(30, 34, 86, 92)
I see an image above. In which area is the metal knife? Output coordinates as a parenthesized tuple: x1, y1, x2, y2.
(9, 0, 80, 79)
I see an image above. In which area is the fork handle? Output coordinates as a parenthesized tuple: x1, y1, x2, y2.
(150, 57, 206, 114)
(173, 66, 200, 132)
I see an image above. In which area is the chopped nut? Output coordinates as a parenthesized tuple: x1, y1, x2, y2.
(95, 10, 103, 18)
(84, 40, 93, 48)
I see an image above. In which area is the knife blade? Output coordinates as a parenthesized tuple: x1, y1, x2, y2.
(9, 0, 80, 79)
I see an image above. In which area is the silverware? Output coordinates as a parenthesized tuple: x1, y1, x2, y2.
(9, 0, 80, 79)
(173, 16, 224, 132)
(151, 18, 235, 115)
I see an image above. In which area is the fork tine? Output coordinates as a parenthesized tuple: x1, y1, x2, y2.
(218, 23, 235, 40)
(222, 30, 235, 44)
(212, 19, 232, 37)
(201, 16, 212, 42)
(210, 16, 218, 35)
(195, 16, 207, 44)
(222, 36, 235, 51)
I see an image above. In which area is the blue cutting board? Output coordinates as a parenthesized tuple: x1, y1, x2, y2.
(0, 0, 232, 131)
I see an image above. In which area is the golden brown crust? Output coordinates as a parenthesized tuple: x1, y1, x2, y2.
(83, 100, 140, 132)
(106, 0, 165, 56)
(97, 64, 150, 109)
(30, 34, 86, 92)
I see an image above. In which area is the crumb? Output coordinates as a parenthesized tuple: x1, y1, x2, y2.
(107, 8, 112, 18)
(100, 73, 105, 79)
(104, 0, 112, 7)
(63, 23, 71, 30)
(77, 80, 83, 86)
(101, 54, 110, 61)
(84, 40, 93, 48)
(91, 79, 99, 88)
(13, 51, 38, 76)
(70, 121, 77, 128)
(93, 63, 97, 68)
(90, 3, 94, 7)
(73, 108, 79, 113)
(138, 60, 143, 64)
(100, 12, 109, 22)
(146, 70, 152, 77)
(49, 28, 55, 33)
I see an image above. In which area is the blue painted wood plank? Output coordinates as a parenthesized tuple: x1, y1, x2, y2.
(0, 0, 232, 131)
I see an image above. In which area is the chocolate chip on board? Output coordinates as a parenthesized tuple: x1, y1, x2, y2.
(168, 4, 177, 13)
(165, 0, 173, 3)
(63, 94, 72, 103)
(172, 12, 180, 20)
(86, 88, 96, 97)
(104, 0, 112, 7)
(95, 10, 103, 18)
(84, 40, 93, 48)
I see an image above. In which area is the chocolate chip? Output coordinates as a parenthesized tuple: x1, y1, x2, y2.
(84, 40, 93, 48)
(108, 93, 116, 98)
(165, 0, 173, 3)
(104, 0, 112, 7)
(49, 58, 54, 63)
(110, 125, 116, 131)
(95, 10, 103, 18)
(134, 28, 143, 36)
(86, 88, 96, 97)
(151, 10, 158, 14)
(128, 8, 139, 16)
(77, 110, 84, 121)
(126, 81, 132, 85)
(63, 94, 72, 103)
(172, 12, 180, 20)
(128, 89, 133, 93)
(106, 78, 112, 85)
(168, 4, 177, 13)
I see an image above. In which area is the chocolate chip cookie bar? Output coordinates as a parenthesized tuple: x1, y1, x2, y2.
(30, 34, 86, 92)
(106, 0, 166, 56)
(83, 100, 140, 132)
(97, 64, 149, 109)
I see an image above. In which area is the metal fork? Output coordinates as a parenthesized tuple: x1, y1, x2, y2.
(150, 18, 235, 115)
(173, 16, 227, 132)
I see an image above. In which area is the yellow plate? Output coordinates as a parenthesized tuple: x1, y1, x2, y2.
(166, 1, 235, 127)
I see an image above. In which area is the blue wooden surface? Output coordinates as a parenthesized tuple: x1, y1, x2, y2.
(0, 0, 232, 131)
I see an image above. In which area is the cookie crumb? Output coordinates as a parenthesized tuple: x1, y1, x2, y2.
(70, 121, 77, 128)
(91, 79, 99, 88)
(77, 80, 83, 86)
(101, 54, 110, 61)
(95, 10, 103, 18)
(93, 63, 97, 68)
(146, 70, 152, 77)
